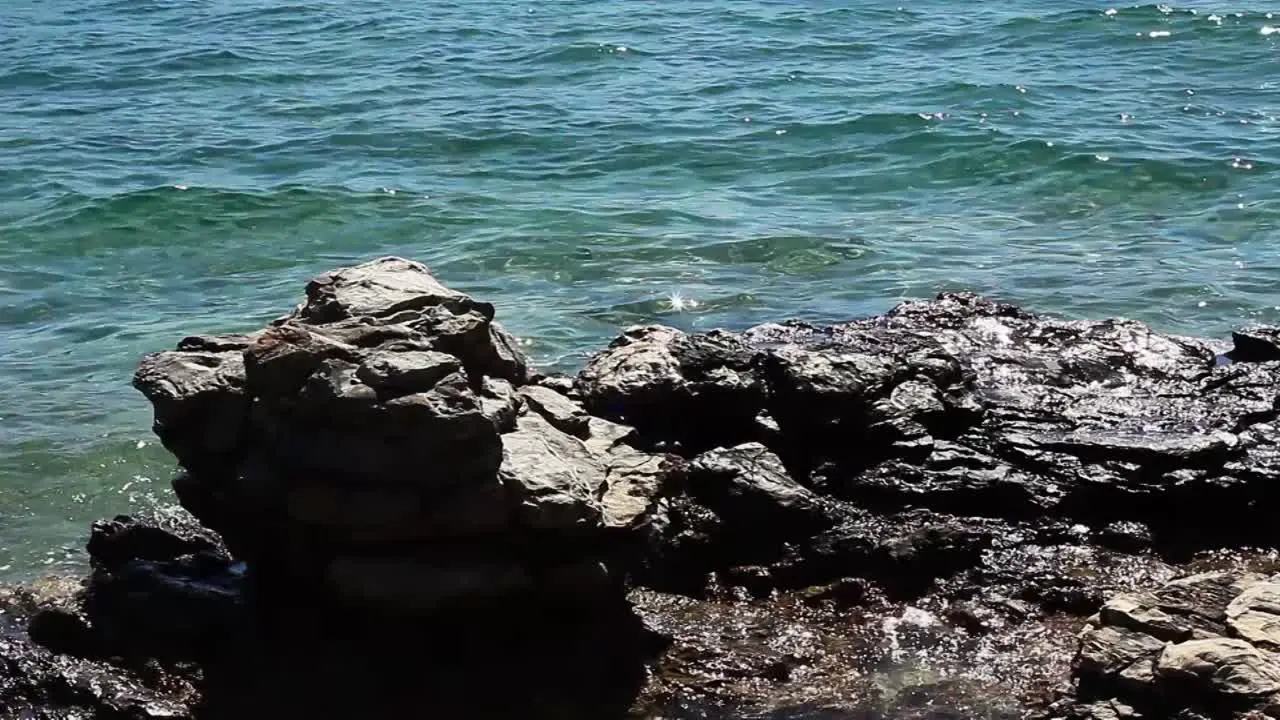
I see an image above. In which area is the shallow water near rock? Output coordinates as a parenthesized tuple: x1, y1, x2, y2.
(1, 1, 1279, 576)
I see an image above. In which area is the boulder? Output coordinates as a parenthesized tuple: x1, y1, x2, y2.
(576, 326, 766, 453)
(576, 291, 1280, 556)
(1156, 638, 1280, 698)
(500, 412, 607, 531)
(132, 344, 249, 475)
(1227, 583, 1280, 653)
(685, 442, 830, 533)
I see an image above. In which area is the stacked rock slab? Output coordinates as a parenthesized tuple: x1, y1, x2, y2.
(1074, 572, 1280, 718)
(133, 257, 668, 614)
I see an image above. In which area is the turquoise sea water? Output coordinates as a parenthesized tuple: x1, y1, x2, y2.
(1, 0, 1278, 579)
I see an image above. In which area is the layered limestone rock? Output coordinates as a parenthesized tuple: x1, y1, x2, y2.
(133, 257, 671, 613)
(15, 258, 1280, 718)
(1074, 572, 1280, 718)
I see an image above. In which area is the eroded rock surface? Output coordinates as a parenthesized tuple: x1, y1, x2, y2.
(132, 257, 668, 615)
(10, 260, 1280, 718)
(1072, 571, 1280, 719)
(581, 293, 1280, 556)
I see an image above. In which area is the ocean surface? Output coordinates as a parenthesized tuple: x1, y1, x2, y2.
(1, 0, 1277, 580)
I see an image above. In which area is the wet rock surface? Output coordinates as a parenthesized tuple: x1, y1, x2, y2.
(9, 258, 1280, 718)
(1071, 570, 1280, 719)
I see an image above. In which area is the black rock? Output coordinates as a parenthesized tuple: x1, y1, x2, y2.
(1228, 327, 1280, 363)
(23, 266, 1280, 719)
(88, 513, 226, 570)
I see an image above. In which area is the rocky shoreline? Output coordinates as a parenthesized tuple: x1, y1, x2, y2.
(6, 257, 1280, 719)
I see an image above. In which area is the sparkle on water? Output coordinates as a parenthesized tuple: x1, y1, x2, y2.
(1, 0, 1278, 580)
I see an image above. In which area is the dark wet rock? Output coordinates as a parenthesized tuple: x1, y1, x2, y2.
(25, 605, 94, 658)
(798, 577, 883, 611)
(11, 577, 94, 660)
(1097, 521, 1155, 554)
(88, 554, 243, 660)
(577, 292, 1280, 559)
(1, 574, 199, 719)
(20, 265, 1280, 718)
(20, 512, 244, 664)
(1228, 327, 1280, 363)
(87, 513, 226, 570)
(576, 326, 767, 454)
(629, 587, 1076, 719)
(1, 518, 655, 720)
(132, 258, 662, 617)
(685, 443, 831, 534)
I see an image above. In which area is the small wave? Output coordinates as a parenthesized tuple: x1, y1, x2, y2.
(525, 42, 649, 65)
(150, 48, 260, 72)
(7, 184, 396, 249)
(0, 68, 62, 90)
(992, 7, 1120, 33)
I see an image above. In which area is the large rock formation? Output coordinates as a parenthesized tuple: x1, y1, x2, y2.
(132, 257, 670, 615)
(10, 257, 1280, 718)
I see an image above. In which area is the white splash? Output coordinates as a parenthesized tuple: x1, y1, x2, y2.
(882, 607, 939, 662)
(665, 292, 699, 312)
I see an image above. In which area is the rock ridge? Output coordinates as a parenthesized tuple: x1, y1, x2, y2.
(8, 257, 1280, 718)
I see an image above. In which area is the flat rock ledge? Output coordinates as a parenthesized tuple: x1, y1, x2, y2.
(7, 257, 1280, 718)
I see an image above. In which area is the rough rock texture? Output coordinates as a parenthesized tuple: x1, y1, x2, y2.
(582, 293, 1280, 558)
(1070, 568, 1280, 712)
(132, 257, 669, 614)
(12, 261, 1280, 718)
(1071, 571, 1280, 719)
